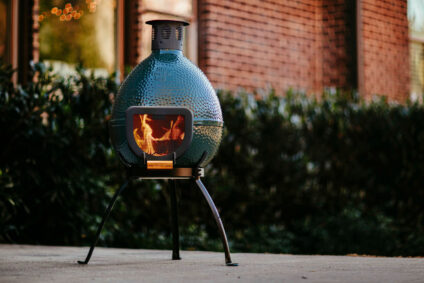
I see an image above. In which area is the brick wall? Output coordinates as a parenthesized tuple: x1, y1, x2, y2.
(198, 0, 410, 100)
(198, 0, 322, 93)
(197, 0, 359, 93)
(124, 0, 143, 67)
(358, 0, 409, 100)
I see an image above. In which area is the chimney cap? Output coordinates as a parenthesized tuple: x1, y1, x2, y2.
(146, 20, 189, 26)
(146, 19, 189, 51)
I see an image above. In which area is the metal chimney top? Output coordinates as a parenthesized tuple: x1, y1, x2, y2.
(146, 20, 189, 51)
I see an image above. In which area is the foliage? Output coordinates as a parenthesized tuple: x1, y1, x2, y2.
(1, 62, 424, 256)
(0, 62, 120, 245)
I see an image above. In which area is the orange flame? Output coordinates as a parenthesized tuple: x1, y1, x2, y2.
(133, 114, 185, 156)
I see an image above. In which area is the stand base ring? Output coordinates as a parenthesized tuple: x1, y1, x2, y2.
(127, 167, 204, 179)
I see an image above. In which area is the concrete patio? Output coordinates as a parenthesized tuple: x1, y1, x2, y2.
(0, 244, 423, 282)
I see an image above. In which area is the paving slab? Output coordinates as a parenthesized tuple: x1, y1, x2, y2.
(0, 244, 423, 283)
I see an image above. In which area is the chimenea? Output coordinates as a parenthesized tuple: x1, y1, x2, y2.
(78, 20, 237, 266)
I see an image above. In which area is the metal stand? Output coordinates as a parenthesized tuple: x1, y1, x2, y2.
(169, 179, 181, 260)
(194, 178, 238, 266)
(78, 165, 237, 266)
(78, 180, 129, 264)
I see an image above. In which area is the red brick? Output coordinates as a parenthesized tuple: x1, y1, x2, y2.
(359, 0, 409, 100)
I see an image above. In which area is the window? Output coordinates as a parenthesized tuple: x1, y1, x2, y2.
(38, 0, 120, 76)
(0, 0, 10, 61)
(140, 0, 197, 63)
(408, 0, 424, 98)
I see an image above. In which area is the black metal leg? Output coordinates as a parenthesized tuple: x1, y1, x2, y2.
(77, 179, 130, 264)
(194, 178, 238, 266)
(169, 179, 181, 260)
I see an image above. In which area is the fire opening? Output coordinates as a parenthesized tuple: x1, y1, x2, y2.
(133, 114, 185, 156)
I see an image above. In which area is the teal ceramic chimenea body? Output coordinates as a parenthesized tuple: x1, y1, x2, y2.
(110, 20, 223, 167)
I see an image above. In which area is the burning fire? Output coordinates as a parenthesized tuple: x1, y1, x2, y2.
(133, 114, 185, 156)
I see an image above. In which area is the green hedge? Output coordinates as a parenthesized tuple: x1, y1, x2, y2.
(1, 62, 423, 256)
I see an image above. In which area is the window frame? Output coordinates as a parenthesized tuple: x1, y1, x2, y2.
(408, 0, 424, 97)
(1, 0, 19, 83)
(116, 0, 125, 81)
(36, 0, 124, 80)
